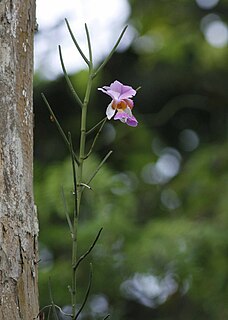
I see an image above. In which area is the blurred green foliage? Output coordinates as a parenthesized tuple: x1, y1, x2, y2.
(34, 0, 228, 319)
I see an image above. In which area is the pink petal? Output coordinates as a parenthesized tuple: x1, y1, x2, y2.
(110, 80, 136, 100)
(98, 82, 121, 100)
(98, 87, 116, 100)
(98, 80, 136, 101)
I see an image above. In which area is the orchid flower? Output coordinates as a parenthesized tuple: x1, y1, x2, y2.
(98, 80, 138, 127)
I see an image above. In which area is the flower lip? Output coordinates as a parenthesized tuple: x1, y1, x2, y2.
(114, 111, 138, 127)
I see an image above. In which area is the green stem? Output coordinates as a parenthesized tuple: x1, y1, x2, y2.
(68, 134, 79, 318)
(48, 279, 59, 320)
(65, 18, 90, 66)
(85, 23, 93, 65)
(75, 263, 93, 320)
(84, 117, 107, 159)
(61, 187, 73, 234)
(41, 93, 79, 165)
(58, 45, 83, 109)
(86, 117, 107, 136)
(85, 150, 113, 187)
(73, 228, 103, 270)
(77, 72, 93, 208)
(71, 216, 78, 318)
(72, 69, 93, 319)
(92, 25, 128, 79)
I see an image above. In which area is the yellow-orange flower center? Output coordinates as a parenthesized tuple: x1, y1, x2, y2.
(112, 100, 127, 110)
(117, 101, 127, 109)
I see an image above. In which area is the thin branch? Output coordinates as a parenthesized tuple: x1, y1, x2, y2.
(65, 18, 90, 66)
(48, 279, 59, 320)
(73, 228, 103, 270)
(41, 93, 68, 147)
(78, 182, 92, 190)
(41, 93, 79, 165)
(86, 151, 113, 186)
(84, 117, 107, 159)
(92, 25, 128, 79)
(34, 305, 51, 319)
(61, 187, 73, 234)
(75, 264, 93, 320)
(47, 306, 51, 320)
(58, 45, 83, 108)
(86, 117, 107, 136)
(35, 305, 72, 319)
(103, 315, 111, 320)
(85, 23, 93, 67)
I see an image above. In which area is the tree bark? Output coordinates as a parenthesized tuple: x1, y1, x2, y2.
(0, 1, 39, 319)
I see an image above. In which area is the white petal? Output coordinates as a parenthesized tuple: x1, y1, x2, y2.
(106, 102, 115, 119)
(124, 106, 133, 116)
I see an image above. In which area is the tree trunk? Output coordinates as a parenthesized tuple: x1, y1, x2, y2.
(0, 1, 39, 319)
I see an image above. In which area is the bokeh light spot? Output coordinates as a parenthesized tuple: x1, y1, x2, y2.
(160, 189, 181, 210)
(89, 294, 109, 316)
(141, 148, 181, 185)
(196, 0, 219, 9)
(111, 172, 137, 195)
(121, 273, 177, 308)
(203, 18, 228, 48)
(179, 129, 199, 152)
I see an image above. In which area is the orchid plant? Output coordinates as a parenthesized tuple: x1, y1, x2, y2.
(39, 20, 139, 320)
